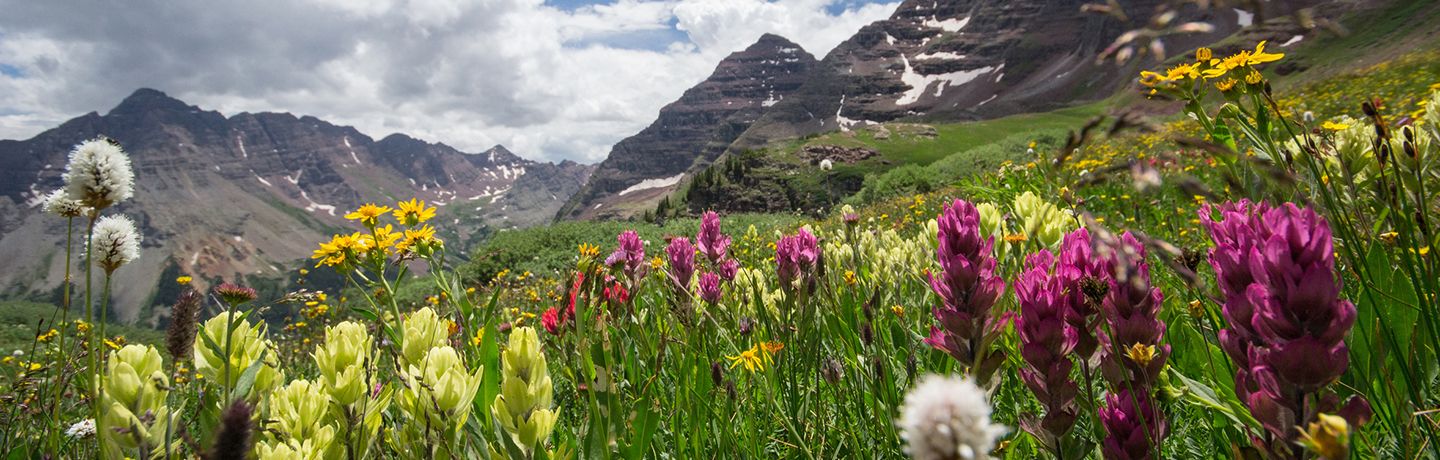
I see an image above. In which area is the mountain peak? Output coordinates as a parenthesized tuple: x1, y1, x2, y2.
(108, 88, 195, 116)
(748, 33, 806, 54)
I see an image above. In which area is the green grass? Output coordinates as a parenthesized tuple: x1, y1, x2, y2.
(0, 301, 163, 353)
(799, 102, 1106, 166)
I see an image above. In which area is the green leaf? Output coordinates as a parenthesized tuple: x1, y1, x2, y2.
(1172, 368, 1260, 430)
(230, 350, 268, 400)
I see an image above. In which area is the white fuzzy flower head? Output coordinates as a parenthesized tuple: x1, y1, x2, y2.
(65, 419, 96, 438)
(898, 375, 1007, 460)
(41, 189, 90, 218)
(62, 137, 134, 211)
(91, 215, 142, 274)
(819, 159, 834, 171)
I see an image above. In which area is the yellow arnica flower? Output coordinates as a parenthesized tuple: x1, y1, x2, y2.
(344, 203, 392, 227)
(393, 198, 436, 226)
(1321, 121, 1350, 131)
(1245, 40, 1284, 66)
(1124, 343, 1157, 367)
(397, 225, 439, 253)
(176, 276, 192, 285)
(1195, 47, 1213, 62)
(312, 232, 374, 267)
(1214, 78, 1239, 92)
(727, 344, 767, 373)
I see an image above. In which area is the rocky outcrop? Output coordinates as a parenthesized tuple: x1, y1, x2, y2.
(0, 89, 591, 322)
(557, 33, 818, 220)
(729, 0, 1262, 150)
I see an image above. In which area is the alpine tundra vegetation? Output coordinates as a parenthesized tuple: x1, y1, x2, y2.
(2, 0, 1440, 459)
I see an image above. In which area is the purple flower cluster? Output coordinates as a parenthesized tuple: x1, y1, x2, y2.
(1013, 250, 1080, 443)
(666, 237, 696, 290)
(1097, 232, 1170, 459)
(605, 230, 647, 280)
(697, 211, 731, 264)
(698, 272, 723, 304)
(1059, 228, 1107, 359)
(1099, 389, 1164, 460)
(923, 199, 1007, 384)
(1201, 200, 1359, 443)
(775, 228, 820, 288)
(1100, 232, 1171, 388)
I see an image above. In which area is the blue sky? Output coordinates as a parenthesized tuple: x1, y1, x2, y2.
(0, 0, 900, 163)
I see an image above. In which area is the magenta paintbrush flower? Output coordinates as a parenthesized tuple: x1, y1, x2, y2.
(696, 211, 731, 264)
(606, 230, 647, 279)
(1100, 232, 1170, 389)
(666, 236, 696, 290)
(1058, 228, 1107, 359)
(1099, 389, 1166, 460)
(1013, 250, 1080, 444)
(923, 199, 1007, 384)
(775, 228, 819, 288)
(698, 272, 723, 304)
(1201, 200, 1361, 447)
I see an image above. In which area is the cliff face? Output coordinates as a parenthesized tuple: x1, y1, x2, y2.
(0, 88, 591, 323)
(729, 0, 1255, 150)
(557, 33, 818, 220)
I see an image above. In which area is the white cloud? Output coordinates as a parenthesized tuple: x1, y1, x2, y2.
(0, 0, 898, 163)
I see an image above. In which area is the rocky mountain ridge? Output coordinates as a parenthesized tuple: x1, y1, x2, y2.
(0, 89, 593, 323)
(556, 33, 818, 220)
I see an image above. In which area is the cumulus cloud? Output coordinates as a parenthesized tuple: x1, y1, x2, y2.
(0, 0, 898, 163)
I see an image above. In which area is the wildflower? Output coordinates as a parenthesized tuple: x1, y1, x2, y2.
(760, 341, 784, 355)
(542, 307, 562, 335)
(176, 275, 192, 285)
(63, 137, 134, 211)
(214, 282, 258, 306)
(1195, 47, 1212, 62)
(1201, 201, 1362, 447)
(314, 321, 373, 406)
(262, 380, 336, 452)
(65, 419, 95, 439)
(311, 232, 371, 267)
(891, 305, 905, 317)
(1004, 233, 1027, 243)
(1321, 120, 1350, 131)
(194, 314, 282, 396)
(1297, 414, 1351, 460)
(1214, 78, 1239, 92)
(1013, 250, 1081, 444)
(165, 290, 201, 363)
(400, 346, 483, 432)
(397, 225, 439, 254)
(41, 189, 89, 217)
(1014, 191, 1075, 249)
(98, 345, 176, 455)
(897, 375, 1007, 460)
(698, 272, 723, 304)
(819, 159, 833, 171)
(209, 399, 256, 460)
(1099, 232, 1169, 389)
(402, 308, 452, 367)
(492, 327, 558, 453)
(578, 243, 600, 259)
(844, 270, 858, 286)
(1245, 40, 1284, 65)
(666, 237, 696, 289)
(775, 228, 820, 289)
(605, 230, 647, 279)
(1099, 389, 1166, 460)
(91, 214, 142, 273)
(716, 258, 740, 281)
(924, 199, 1007, 385)
(393, 198, 436, 225)
(344, 203, 392, 227)
(36, 328, 59, 343)
(696, 211, 732, 263)
(727, 344, 767, 372)
(603, 280, 630, 307)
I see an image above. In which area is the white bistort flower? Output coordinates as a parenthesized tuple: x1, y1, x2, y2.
(65, 418, 96, 438)
(91, 214, 142, 273)
(42, 190, 89, 217)
(62, 137, 135, 210)
(898, 375, 1007, 460)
